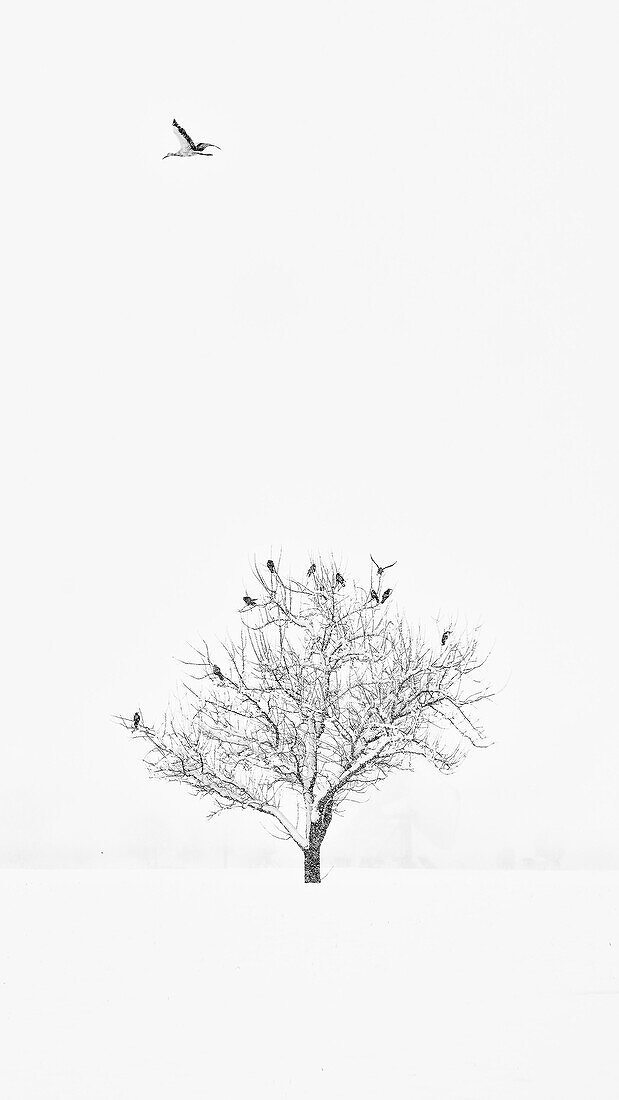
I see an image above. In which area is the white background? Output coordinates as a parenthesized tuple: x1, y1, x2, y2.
(3, 1, 619, 1093)
(2, 870, 619, 1098)
(3, 0, 618, 872)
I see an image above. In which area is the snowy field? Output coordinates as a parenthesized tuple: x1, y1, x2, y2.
(2, 870, 618, 1098)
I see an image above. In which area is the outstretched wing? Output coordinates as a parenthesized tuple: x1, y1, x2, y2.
(172, 118, 196, 150)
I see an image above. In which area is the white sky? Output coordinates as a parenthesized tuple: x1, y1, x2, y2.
(3, 0, 618, 869)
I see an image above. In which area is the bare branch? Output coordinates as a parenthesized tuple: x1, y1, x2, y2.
(117, 553, 495, 875)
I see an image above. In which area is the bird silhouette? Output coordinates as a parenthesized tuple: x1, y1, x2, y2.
(441, 630, 451, 646)
(212, 665, 225, 681)
(133, 712, 140, 729)
(370, 589, 379, 603)
(243, 596, 257, 607)
(266, 559, 276, 574)
(163, 119, 221, 159)
(307, 563, 316, 578)
(335, 572, 345, 587)
(371, 555, 397, 576)
(381, 588, 392, 603)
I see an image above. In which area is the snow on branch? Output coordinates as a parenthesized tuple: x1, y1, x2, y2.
(116, 554, 494, 850)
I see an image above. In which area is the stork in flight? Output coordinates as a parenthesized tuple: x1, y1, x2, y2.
(163, 119, 221, 159)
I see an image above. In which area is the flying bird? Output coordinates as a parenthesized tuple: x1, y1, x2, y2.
(371, 555, 397, 576)
(381, 588, 392, 603)
(441, 630, 452, 646)
(307, 563, 316, 578)
(266, 559, 276, 574)
(133, 712, 140, 730)
(335, 572, 345, 587)
(163, 119, 221, 159)
(212, 665, 225, 681)
(243, 596, 257, 607)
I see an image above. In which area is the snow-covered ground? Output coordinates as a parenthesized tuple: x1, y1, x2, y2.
(2, 870, 618, 1098)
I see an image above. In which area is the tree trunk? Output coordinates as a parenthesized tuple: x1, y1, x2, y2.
(304, 841, 321, 883)
(304, 821, 322, 883)
(303, 796, 334, 884)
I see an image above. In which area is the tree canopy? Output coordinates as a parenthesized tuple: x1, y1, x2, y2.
(117, 555, 494, 881)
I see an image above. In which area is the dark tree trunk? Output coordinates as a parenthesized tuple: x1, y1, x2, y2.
(304, 841, 321, 883)
(303, 798, 334, 884)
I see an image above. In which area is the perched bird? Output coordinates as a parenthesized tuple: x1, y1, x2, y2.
(370, 589, 379, 603)
(307, 563, 316, 577)
(381, 588, 392, 603)
(212, 665, 225, 681)
(371, 555, 397, 577)
(133, 712, 140, 730)
(243, 596, 257, 607)
(335, 572, 345, 587)
(163, 118, 221, 159)
(441, 630, 451, 646)
(266, 559, 276, 574)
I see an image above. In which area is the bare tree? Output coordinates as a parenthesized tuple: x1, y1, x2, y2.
(116, 555, 495, 883)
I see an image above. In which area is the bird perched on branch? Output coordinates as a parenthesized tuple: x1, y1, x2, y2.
(370, 589, 379, 603)
(307, 563, 316, 578)
(371, 555, 397, 577)
(441, 630, 452, 646)
(133, 712, 140, 730)
(335, 572, 345, 587)
(381, 589, 392, 603)
(163, 118, 221, 159)
(266, 559, 276, 574)
(243, 596, 257, 607)
(212, 665, 225, 682)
